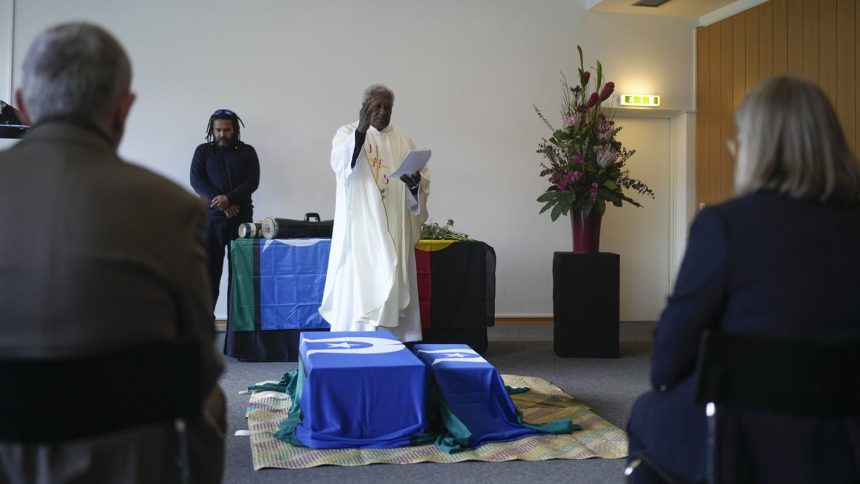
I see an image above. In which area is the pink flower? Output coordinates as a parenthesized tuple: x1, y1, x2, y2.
(562, 112, 582, 128)
(571, 153, 585, 165)
(596, 117, 615, 140)
(590, 182, 599, 200)
(558, 170, 584, 193)
(596, 148, 618, 167)
(600, 81, 615, 101)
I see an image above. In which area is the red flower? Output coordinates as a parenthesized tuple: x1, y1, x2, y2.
(599, 81, 615, 101)
(586, 92, 600, 108)
(581, 71, 590, 86)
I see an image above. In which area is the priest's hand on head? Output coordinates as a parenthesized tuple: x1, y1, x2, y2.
(357, 98, 372, 133)
(400, 172, 421, 194)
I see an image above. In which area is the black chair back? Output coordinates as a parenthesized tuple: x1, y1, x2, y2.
(694, 331, 860, 484)
(0, 340, 205, 443)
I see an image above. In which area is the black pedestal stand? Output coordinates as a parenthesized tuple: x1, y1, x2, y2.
(552, 252, 620, 358)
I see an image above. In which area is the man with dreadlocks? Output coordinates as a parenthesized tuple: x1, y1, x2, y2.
(190, 109, 260, 309)
(319, 85, 429, 342)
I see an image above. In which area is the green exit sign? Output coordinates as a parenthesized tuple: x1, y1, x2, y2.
(620, 94, 661, 107)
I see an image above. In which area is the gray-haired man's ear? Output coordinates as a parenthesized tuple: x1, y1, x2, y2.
(109, 91, 136, 145)
(13, 89, 32, 126)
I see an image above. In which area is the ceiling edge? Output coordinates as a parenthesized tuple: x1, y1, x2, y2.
(698, 0, 769, 27)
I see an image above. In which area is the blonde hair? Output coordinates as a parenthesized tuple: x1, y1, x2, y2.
(734, 75, 860, 203)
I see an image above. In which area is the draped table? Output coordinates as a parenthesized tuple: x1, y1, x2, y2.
(275, 335, 559, 451)
(225, 238, 496, 361)
(290, 331, 428, 448)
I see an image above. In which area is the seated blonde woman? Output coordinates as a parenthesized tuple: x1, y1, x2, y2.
(626, 75, 860, 484)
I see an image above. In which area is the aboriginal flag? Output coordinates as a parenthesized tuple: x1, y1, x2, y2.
(415, 240, 496, 353)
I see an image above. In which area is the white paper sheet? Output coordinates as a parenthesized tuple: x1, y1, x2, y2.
(390, 149, 431, 179)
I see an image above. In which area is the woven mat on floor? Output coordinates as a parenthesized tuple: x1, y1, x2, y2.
(245, 374, 628, 469)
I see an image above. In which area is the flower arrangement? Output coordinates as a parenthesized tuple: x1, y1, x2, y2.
(535, 46, 654, 221)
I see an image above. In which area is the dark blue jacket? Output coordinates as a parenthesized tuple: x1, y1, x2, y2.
(190, 141, 260, 221)
(652, 191, 860, 390)
(629, 191, 860, 482)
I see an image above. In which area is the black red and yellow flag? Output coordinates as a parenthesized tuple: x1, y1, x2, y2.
(415, 240, 496, 353)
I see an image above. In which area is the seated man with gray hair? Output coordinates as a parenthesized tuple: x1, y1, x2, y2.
(0, 22, 225, 483)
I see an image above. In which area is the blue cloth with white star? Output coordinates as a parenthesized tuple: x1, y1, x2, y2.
(291, 331, 429, 448)
(413, 343, 561, 451)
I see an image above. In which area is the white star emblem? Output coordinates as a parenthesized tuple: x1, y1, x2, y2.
(327, 342, 356, 348)
(304, 336, 405, 357)
(417, 348, 486, 366)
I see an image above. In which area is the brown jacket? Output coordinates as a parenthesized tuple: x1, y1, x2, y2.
(0, 121, 225, 484)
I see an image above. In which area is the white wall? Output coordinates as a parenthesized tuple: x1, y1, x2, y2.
(0, 0, 16, 153)
(603, 116, 671, 321)
(7, 0, 697, 318)
(0, 0, 11, 102)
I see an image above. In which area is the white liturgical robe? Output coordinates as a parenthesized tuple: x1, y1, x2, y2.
(319, 122, 429, 342)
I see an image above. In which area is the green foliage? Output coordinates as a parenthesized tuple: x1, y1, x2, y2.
(421, 219, 469, 240)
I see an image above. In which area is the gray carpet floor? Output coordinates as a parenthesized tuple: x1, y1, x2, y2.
(217, 321, 655, 484)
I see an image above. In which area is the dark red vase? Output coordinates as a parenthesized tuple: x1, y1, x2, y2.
(570, 209, 602, 253)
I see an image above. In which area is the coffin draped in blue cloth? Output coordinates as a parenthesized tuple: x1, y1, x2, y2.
(271, 337, 576, 451)
(413, 343, 578, 452)
(275, 331, 430, 449)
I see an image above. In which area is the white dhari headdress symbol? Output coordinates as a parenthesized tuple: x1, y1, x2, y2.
(416, 348, 487, 366)
(304, 336, 405, 357)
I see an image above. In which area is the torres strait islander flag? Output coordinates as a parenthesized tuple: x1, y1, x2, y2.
(276, 331, 430, 449)
(413, 343, 579, 452)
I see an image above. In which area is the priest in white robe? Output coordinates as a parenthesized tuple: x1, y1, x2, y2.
(319, 85, 430, 342)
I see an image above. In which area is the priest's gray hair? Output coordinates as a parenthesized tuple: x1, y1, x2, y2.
(734, 75, 860, 203)
(362, 84, 394, 104)
(19, 22, 132, 125)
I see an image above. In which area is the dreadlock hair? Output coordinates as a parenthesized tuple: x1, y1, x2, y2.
(204, 108, 245, 145)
